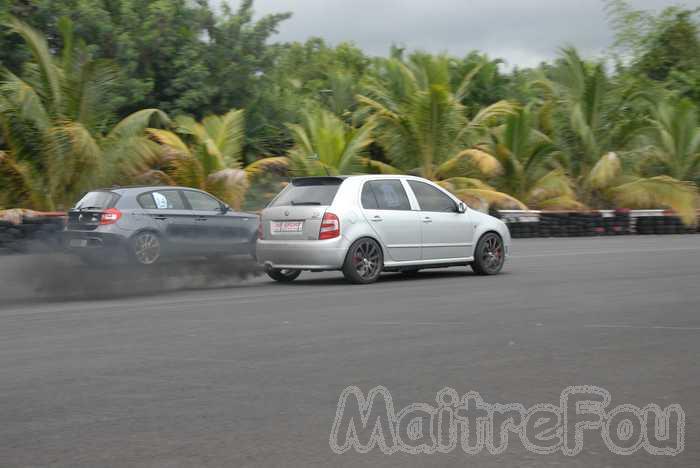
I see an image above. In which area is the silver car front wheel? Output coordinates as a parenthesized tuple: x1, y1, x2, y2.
(471, 232, 505, 275)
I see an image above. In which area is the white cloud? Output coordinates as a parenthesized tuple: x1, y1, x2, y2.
(222, 0, 700, 66)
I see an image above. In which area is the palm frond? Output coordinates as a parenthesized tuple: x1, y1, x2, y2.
(7, 17, 62, 113)
(206, 168, 249, 210)
(453, 188, 528, 210)
(147, 129, 191, 155)
(468, 100, 517, 129)
(245, 156, 290, 177)
(586, 152, 622, 189)
(435, 148, 504, 179)
(527, 169, 577, 205)
(437, 177, 496, 191)
(109, 109, 171, 140)
(537, 196, 588, 210)
(202, 109, 245, 167)
(613, 176, 697, 225)
(0, 150, 41, 208)
(357, 157, 402, 174)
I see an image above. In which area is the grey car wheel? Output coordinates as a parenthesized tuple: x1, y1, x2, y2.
(267, 268, 301, 282)
(471, 232, 505, 275)
(342, 238, 383, 284)
(130, 232, 161, 265)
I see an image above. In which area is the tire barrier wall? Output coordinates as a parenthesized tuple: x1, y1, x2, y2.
(0, 210, 66, 254)
(497, 209, 700, 239)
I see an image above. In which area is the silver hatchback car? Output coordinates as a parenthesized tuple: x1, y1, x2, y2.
(256, 175, 511, 284)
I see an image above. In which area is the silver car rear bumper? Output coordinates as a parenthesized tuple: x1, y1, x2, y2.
(256, 238, 349, 270)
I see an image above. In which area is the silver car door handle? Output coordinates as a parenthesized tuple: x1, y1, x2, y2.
(423, 217, 432, 223)
(153, 216, 168, 220)
(371, 216, 383, 222)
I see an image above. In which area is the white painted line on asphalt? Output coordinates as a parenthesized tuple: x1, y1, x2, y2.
(341, 321, 471, 326)
(585, 324, 700, 331)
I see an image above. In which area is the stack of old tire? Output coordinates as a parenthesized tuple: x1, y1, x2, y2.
(635, 212, 690, 235)
(499, 209, 698, 238)
(0, 219, 17, 253)
(603, 209, 631, 235)
(0, 210, 66, 253)
(539, 212, 577, 237)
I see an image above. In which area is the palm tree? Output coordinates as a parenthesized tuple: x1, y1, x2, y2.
(246, 106, 376, 178)
(641, 97, 700, 185)
(356, 54, 522, 208)
(546, 47, 697, 223)
(441, 105, 582, 210)
(136, 108, 296, 209)
(0, 17, 169, 210)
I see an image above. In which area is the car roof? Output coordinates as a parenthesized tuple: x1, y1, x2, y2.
(94, 186, 206, 194)
(292, 175, 424, 182)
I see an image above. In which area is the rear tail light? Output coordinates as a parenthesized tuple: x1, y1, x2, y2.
(318, 212, 340, 240)
(100, 208, 122, 225)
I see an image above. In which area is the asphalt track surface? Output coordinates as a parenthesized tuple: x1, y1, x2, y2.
(1, 235, 699, 467)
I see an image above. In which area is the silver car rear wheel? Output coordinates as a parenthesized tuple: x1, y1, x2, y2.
(342, 238, 383, 284)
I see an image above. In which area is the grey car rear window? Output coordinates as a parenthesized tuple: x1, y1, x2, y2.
(74, 191, 118, 209)
(270, 178, 342, 207)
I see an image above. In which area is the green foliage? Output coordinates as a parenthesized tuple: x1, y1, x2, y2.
(0, 1, 698, 222)
(357, 53, 514, 179)
(0, 17, 169, 210)
(0, 0, 291, 118)
(285, 106, 375, 176)
(135, 110, 250, 209)
(641, 97, 700, 185)
(606, 0, 700, 98)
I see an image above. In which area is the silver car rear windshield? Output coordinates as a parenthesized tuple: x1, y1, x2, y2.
(270, 177, 343, 207)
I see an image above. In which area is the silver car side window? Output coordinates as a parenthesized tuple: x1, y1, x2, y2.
(361, 183, 379, 209)
(407, 180, 457, 212)
(368, 180, 411, 211)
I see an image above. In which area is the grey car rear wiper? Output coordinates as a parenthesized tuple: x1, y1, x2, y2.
(290, 201, 321, 205)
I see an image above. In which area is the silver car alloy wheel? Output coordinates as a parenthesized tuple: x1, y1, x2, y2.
(480, 234, 504, 273)
(351, 239, 381, 281)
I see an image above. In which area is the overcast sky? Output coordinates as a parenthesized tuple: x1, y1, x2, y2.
(237, 0, 699, 68)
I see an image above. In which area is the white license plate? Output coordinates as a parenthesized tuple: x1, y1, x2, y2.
(270, 221, 304, 234)
(70, 239, 88, 248)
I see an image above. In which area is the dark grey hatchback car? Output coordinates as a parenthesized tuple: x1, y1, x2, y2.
(64, 186, 259, 265)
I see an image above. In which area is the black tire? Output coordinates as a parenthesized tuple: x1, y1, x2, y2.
(129, 231, 162, 266)
(342, 238, 383, 284)
(471, 232, 505, 275)
(267, 268, 301, 282)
